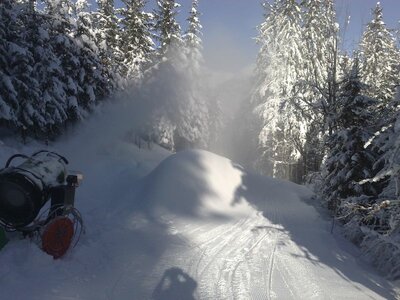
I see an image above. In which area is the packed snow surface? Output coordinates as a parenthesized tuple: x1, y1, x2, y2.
(0, 145, 398, 299)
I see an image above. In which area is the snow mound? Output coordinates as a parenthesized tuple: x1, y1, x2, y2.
(137, 149, 311, 220)
(138, 150, 253, 219)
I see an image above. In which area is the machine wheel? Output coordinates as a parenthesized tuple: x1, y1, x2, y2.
(41, 216, 74, 259)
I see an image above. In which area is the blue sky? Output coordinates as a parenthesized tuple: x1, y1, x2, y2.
(114, 0, 400, 72)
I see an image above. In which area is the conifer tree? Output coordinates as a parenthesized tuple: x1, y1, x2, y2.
(140, 0, 214, 151)
(142, 0, 182, 150)
(7, 0, 48, 134)
(0, 0, 19, 126)
(184, 0, 202, 69)
(253, 0, 306, 179)
(119, 0, 154, 80)
(173, 0, 210, 149)
(300, 0, 340, 177)
(322, 60, 377, 211)
(42, 0, 80, 133)
(75, 0, 98, 52)
(43, 0, 75, 23)
(73, 0, 112, 119)
(0, 0, 116, 138)
(153, 0, 183, 59)
(359, 2, 400, 107)
(300, 0, 339, 119)
(95, 0, 123, 79)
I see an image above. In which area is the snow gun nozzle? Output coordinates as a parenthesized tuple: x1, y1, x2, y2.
(0, 151, 84, 258)
(66, 173, 83, 187)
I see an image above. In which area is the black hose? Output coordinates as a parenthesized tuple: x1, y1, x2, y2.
(32, 150, 69, 165)
(5, 154, 29, 168)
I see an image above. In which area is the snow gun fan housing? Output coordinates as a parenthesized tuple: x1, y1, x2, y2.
(0, 168, 44, 228)
(0, 151, 83, 258)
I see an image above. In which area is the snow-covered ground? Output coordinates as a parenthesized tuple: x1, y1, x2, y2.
(0, 139, 399, 299)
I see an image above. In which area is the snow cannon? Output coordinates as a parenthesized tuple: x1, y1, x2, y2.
(0, 150, 83, 258)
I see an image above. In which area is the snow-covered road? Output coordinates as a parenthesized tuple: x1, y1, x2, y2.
(0, 147, 398, 299)
(138, 151, 398, 300)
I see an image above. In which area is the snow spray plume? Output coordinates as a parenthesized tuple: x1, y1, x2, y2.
(206, 66, 255, 167)
(56, 48, 206, 165)
(56, 84, 160, 166)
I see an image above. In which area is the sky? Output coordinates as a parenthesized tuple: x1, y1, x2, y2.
(115, 0, 400, 72)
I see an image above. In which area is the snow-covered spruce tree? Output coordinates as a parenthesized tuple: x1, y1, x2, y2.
(356, 3, 400, 220)
(141, 0, 184, 150)
(153, 0, 183, 59)
(27, 0, 112, 135)
(3, 0, 51, 135)
(119, 0, 154, 81)
(73, 0, 113, 120)
(41, 0, 81, 134)
(0, 0, 59, 135)
(94, 0, 123, 84)
(301, 0, 332, 92)
(140, 0, 212, 151)
(299, 0, 340, 178)
(303, 120, 325, 180)
(252, 0, 306, 180)
(250, 1, 278, 174)
(43, 0, 74, 20)
(335, 89, 400, 280)
(0, 0, 19, 128)
(75, 0, 98, 52)
(0, 0, 115, 139)
(21, 0, 56, 134)
(172, 0, 211, 150)
(363, 86, 400, 231)
(322, 59, 377, 213)
(359, 2, 400, 108)
(42, 0, 114, 130)
(183, 0, 202, 73)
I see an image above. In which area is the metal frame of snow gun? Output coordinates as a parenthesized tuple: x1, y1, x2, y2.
(0, 151, 84, 258)
(0, 227, 7, 250)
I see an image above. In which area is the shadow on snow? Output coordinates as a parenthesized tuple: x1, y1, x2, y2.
(231, 163, 397, 300)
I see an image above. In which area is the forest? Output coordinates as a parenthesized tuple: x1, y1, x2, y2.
(1, 0, 400, 279)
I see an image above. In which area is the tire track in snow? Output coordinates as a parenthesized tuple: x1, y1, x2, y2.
(147, 217, 252, 300)
(266, 199, 328, 300)
(267, 207, 280, 300)
(191, 218, 250, 279)
(274, 263, 297, 299)
(267, 242, 277, 300)
(246, 209, 281, 300)
(214, 226, 255, 299)
(229, 229, 270, 300)
(196, 218, 253, 279)
(194, 216, 259, 299)
(200, 202, 285, 300)
(209, 210, 282, 300)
